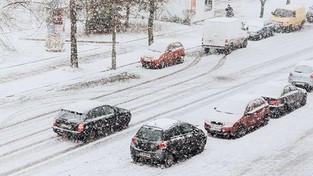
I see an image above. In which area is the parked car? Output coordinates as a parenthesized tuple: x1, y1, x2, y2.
(52, 100, 131, 142)
(253, 83, 307, 118)
(307, 5, 313, 23)
(130, 118, 207, 167)
(202, 17, 248, 54)
(243, 19, 276, 40)
(140, 42, 185, 69)
(270, 5, 306, 32)
(204, 94, 269, 139)
(288, 60, 313, 92)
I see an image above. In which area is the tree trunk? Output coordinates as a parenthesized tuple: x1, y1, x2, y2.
(148, 0, 155, 46)
(111, 0, 117, 70)
(124, 2, 130, 28)
(70, 0, 78, 68)
(260, 0, 266, 18)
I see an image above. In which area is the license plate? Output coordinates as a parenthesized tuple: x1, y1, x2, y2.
(60, 124, 71, 129)
(139, 152, 151, 158)
(144, 58, 151, 62)
(211, 124, 222, 131)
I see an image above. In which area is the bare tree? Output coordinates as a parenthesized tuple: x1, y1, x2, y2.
(259, 0, 266, 18)
(70, 0, 78, 68)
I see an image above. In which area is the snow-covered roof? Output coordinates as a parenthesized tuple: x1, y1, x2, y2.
(250, 81, 286, 99)
(62, 100, 104, 114)
(145, 118, 180, 131)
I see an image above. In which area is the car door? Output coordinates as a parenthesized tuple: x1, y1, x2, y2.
(244, 101, 258, 129)
(167, 125, 185, 159)
(166, 44, 175, 65)
(85, 107, 104, 133)
(179, 123, 197, 155)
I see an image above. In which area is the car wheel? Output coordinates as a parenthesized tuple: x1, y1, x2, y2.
(241, 39, 248, 48)
(164, 154, 174, 168)
(204, 48, 210, 54)
(300, 95, 307, 106)
(159, 61, 165, 69)
(196, 139, 206, 154)
(178, 56, 185, 64)
(132, 156, 140, 163)
(235, 125, 246, 138)
(261, 115, 270, 126)
(84, 130, 96, 143)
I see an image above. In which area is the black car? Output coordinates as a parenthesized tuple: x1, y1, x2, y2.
(256, 83, 307, 118)
(130, 118, 207, 167)
(244, 19, 277, 41)
(52, 100, 131, 142)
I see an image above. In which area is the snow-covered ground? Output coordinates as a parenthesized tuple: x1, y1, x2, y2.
(0, 0, 313, 175)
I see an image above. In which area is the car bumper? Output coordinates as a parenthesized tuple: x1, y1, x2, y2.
(204, 128, 231, 138)
(52, 126, 85, 139)
(130, 145, 166, 163)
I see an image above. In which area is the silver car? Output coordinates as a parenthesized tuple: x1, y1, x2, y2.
(288, 61, 313, 92)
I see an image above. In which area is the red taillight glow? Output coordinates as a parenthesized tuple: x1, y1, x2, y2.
(131, 136, 135, 145)
(53, 118, 57, 126)
(310, 74, 313, 79)
(204, 122, 211, 129)
(157, 141, 167, 150)
(269, 99, 280, 106)
(77, 123, 85, 132)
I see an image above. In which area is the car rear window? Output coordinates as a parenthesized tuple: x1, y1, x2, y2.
(57, 109, 86, 121)
(294, 65, 313, 73)
(136, 126, 163, 141)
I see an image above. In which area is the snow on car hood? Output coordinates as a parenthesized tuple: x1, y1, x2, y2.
(207, 109, 241, 126)
(142, 49, 162, 59)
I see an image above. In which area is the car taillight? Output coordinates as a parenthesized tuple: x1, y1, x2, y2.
(53, 118, 57, 126)
(157, 141, 167, 150)
(269, 99, 280, 106)
(310, 74, 313, 79)
(131, 136, 136, 145)
(225, 37, 228, 44)
(204, 122, 211, 129)
(77, 123, 85, 132)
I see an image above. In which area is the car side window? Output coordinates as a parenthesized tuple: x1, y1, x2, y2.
(180, 123, 194, 134)
(167, 126, 182, 138)
(282, 85, 292, 95)
(246, 101, 254, 113)
(167, 44, 175, 51)
(101, 105, 114, 116)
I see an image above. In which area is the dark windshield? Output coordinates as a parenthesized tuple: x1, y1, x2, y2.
(136, 126, 163, 141)
(57, 109, 86, 121)
(273, 8, 294, 17)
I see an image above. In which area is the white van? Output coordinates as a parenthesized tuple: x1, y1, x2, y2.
(201, 17, 248, 54)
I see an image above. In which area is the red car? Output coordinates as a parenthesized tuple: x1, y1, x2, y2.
(140, 42, 185, 69)
(204, 94, 269, 139)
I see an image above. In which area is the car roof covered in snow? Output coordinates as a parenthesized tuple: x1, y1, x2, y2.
(144, 118, 180, 131)
(249, 81, 287, 98)
(62, 100, 104, 114)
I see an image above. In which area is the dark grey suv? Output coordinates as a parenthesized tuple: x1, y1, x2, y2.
(130, 118, 207, 167)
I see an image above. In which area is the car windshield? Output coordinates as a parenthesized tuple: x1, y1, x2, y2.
(136, 126, 163, 141)
(273, 8, 294, 17)
(294, 65, 313, 73)
(148, 43, 166, 53)
(57, 109, 86, 121)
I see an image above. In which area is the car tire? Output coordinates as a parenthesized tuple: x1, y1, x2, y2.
(204, 48, 210, 54)
(164, 154, 174, 168)
(159, 61, 165, 69)
(300, 95, 307, 106)
(132, 156, 140, 163)
(241, 39, 248, 48)
(84, 130, 96, 143)
(235, 125, 246, 138)
(196, 139, 206, 154)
